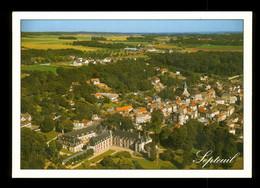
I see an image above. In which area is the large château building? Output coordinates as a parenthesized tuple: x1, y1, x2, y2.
(87, 129, 152, 154)
(58, 124, 152, 154)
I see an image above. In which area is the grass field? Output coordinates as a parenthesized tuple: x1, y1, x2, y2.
(21, 64, 59, 74)
(198, 45, 243, 50)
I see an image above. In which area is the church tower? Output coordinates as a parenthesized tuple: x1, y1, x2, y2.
(183, 82, 190, 97)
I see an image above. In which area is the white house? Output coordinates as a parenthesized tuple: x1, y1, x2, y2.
(103, 57, 112, 63)
(206, 109, 220, 119)
(73, 120, 85, 130)
(91, 78, 100, 85)
(73, 61, 82, 66)
(229, 96, 237, 104)
(215, 98, 225, 105)
(21, 112, 32, 128)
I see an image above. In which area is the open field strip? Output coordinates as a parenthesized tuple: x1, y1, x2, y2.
(21, 64, 59, 74)
(179, 47, 243, 53)
(22, 41, 100, 51)
(198, 45, 243, 50)
(21, 35, 100, 51)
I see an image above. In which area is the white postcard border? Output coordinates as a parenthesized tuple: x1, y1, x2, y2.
(12, 11, 252, 178)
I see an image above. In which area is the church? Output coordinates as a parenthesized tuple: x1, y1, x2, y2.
(183, 82, 190, 97)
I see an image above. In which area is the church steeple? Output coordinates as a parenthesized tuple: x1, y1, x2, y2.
(183, 82, 190, 97)
(184, 81, 187, 89)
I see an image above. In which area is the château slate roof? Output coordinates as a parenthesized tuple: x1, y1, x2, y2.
(113, 130, 140, 140)
(58, 135, 82, 146)
(112, 130, 151, 143)
(63, 125, 97, 137)
(88, 131, 111, 146)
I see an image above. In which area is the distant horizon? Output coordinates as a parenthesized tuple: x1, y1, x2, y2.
(21, 31, 243, 34)
(21, 20, 243, 34)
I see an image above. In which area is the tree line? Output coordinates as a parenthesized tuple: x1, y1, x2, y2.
(169, 33, 243, 46)
(58, 36, 77, 40)
(72, 40, 133, 49)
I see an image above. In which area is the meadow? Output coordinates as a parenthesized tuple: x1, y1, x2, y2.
(21, 64, 59, 74)
(21, 35, 100, 51)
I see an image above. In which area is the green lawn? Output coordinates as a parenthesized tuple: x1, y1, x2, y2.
(38, 130, 61, 142)
(132, 158, 177, 169)
(89, 149, 116, 163)
(21, 64, 58, 75)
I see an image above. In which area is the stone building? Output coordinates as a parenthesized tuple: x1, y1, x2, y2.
(87, 130, 113, 154)
(112, 130, 152, 152)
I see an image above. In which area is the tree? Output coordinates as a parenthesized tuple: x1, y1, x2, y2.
(182, 140, 193, 168)
(117, 158, 135, 169)
(221, 134, 239, 169)
(145, 142, 157, 161)
(159, 126, 173, 148)
(182, 150, 192, 168)
(171, 126, 187, 150)
(56, 119, 74, 133)
(151, 109, 164, 134)
(40, 115, 55, 132)
(121, 116, 134, 131)
(100, 156, 116, 169)
(74, 102, 93, 120)
(46, 140, 57, 159)
(21, 128, 47, 169)
(160, 148, 175, 161)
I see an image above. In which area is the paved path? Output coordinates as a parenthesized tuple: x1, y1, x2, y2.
(46, 134, 62, 146)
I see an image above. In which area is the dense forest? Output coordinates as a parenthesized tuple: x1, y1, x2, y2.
(148, 51, 243, 76)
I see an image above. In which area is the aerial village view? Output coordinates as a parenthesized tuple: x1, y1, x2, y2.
(20, 19, 244, 170)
